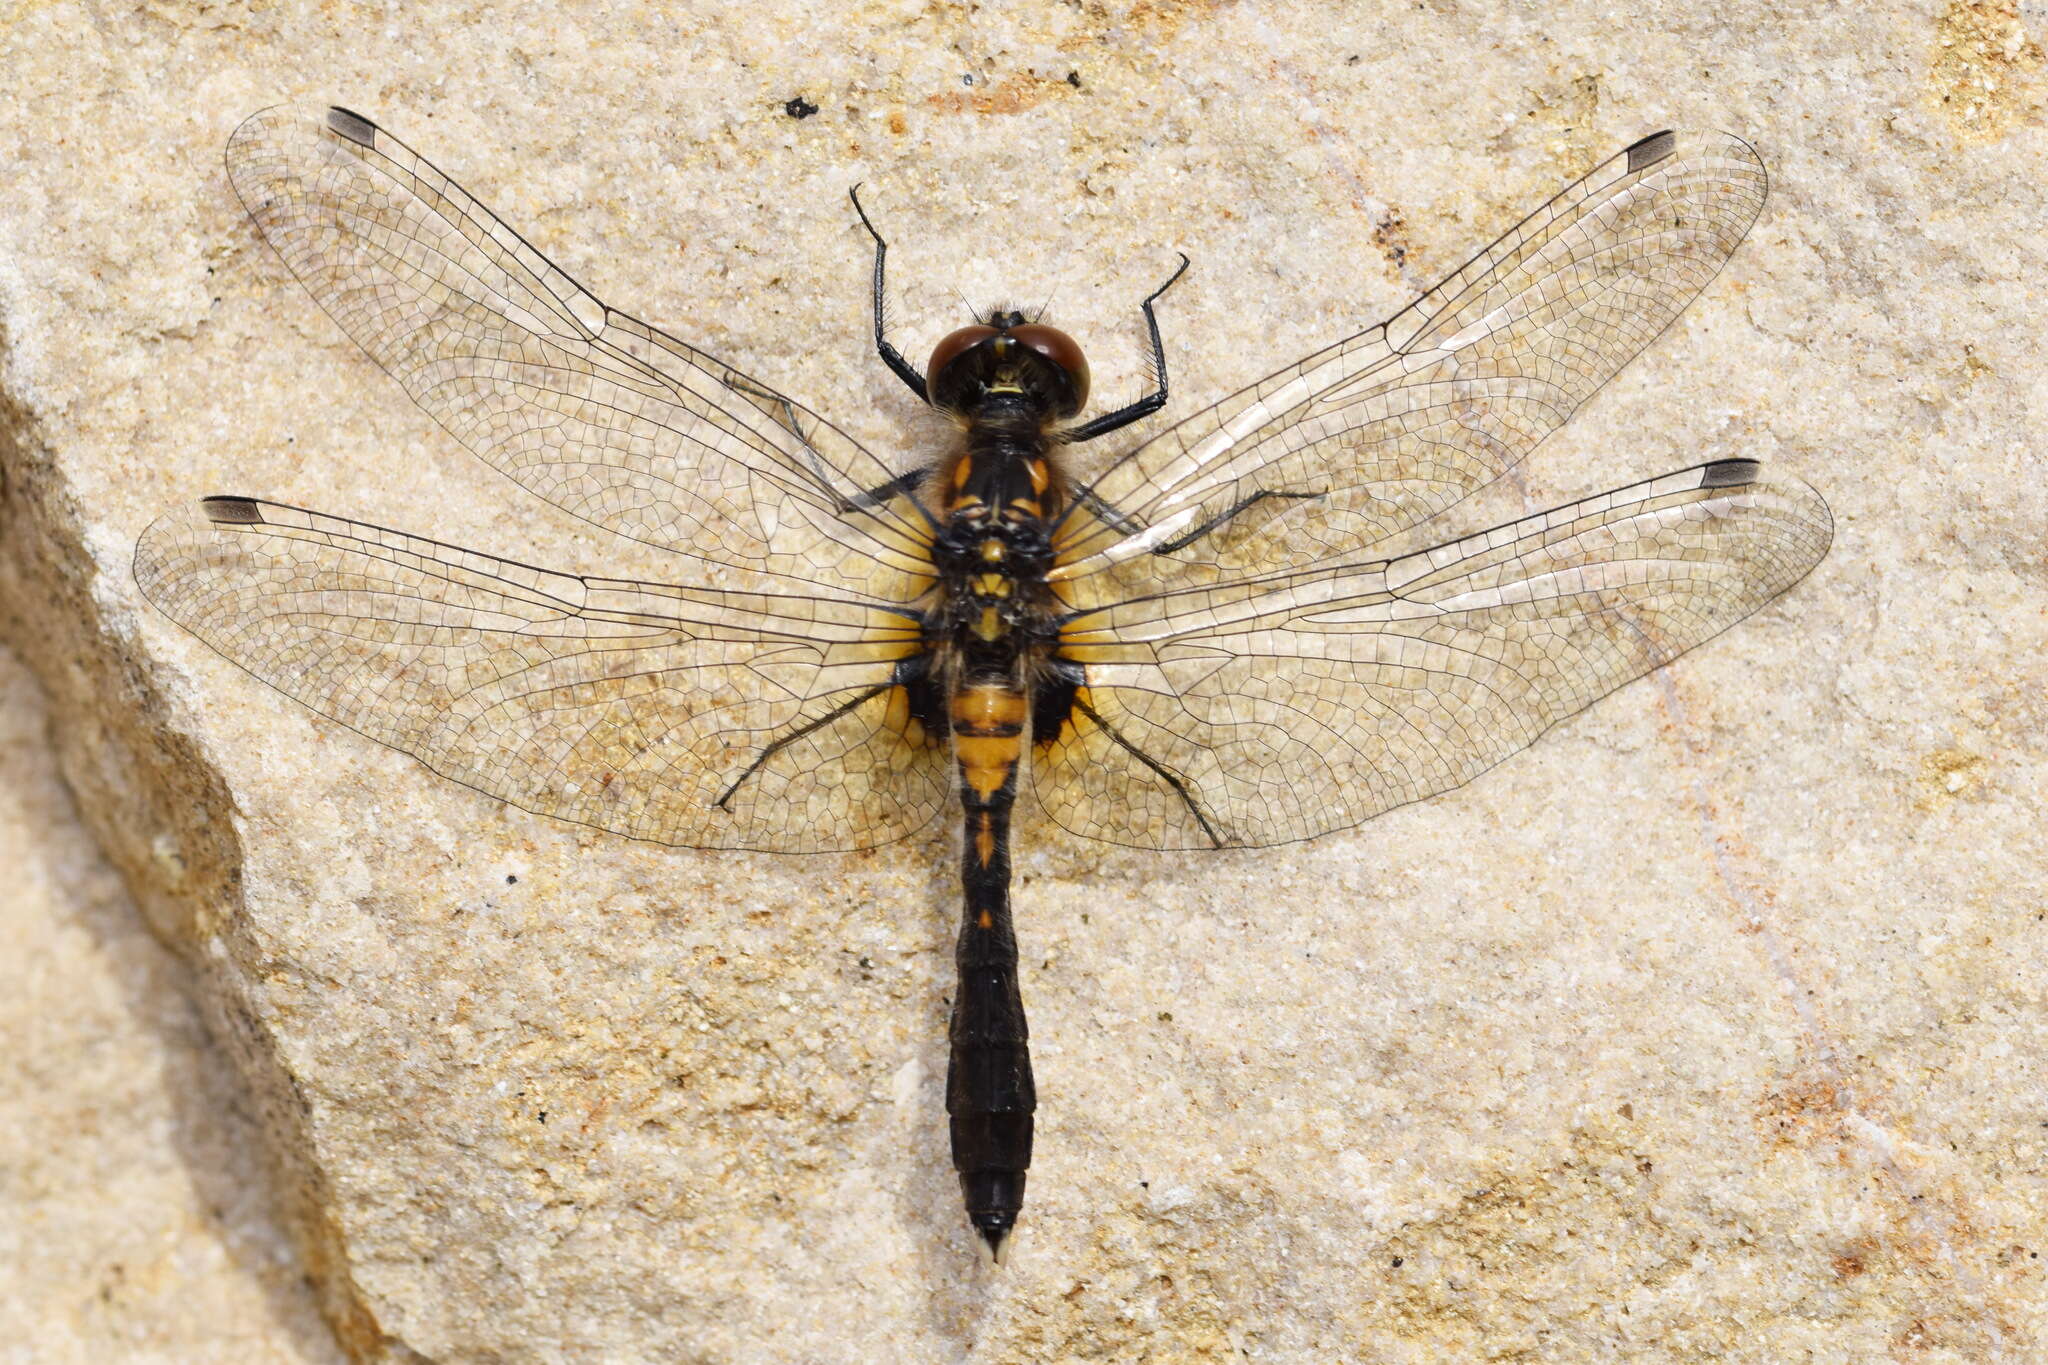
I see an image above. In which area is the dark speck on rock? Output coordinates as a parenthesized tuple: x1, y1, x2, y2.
(784, 95, 819, 120)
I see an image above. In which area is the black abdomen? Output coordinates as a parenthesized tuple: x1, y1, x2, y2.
(947, 682, 1034, 1258)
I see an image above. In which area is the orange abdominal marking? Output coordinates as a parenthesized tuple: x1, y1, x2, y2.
(959, 756, 1014, 799)
(954, 685, 1026, 800)
(954, 735, 1019, 771)
(956, 687, 1028, 732)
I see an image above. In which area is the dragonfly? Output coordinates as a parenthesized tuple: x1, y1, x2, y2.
(135, 107, 1831, 1261)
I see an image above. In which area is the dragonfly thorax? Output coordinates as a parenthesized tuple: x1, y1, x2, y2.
(930, 501, 1059, 652)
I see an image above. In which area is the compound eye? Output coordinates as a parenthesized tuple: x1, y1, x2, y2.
(927, 325, 1000, 386)
(1007, 324, 1090, 410)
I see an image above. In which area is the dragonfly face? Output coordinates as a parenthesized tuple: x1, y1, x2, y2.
(136, 107, 1831, 1263)
(925, 313, 1092, 418)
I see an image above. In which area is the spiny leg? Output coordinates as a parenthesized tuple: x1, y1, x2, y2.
(719, 371, 848, 494)
(847, 467, 928, 512)
(1064, 253, 1191, 445)
(1070, 485, 1145, 536)
(1072, 695, 1223, 847)
(721, 370, 928, 513)
(1071, 482, 1324, 557)
(849, 185, 930, 403)
(715, 683, 895, 810)
(1151, 487, 1322, 554)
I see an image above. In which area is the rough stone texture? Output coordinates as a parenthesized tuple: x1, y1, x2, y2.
(2, 1, 2045, 1361)
(0, 645, 342, 1363)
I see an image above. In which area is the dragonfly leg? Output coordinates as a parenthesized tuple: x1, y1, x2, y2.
(846, 467, 927, 512)
(1062, 253, 1191, 445)
(719, 372, 854, 495)
(1151, 488, 1321, 554)
(849, 185, 930, 404)
(721, 370, 927, 513)
(1070, 485, 1146, 535)
(722, 372, 805, 433)
(714, 682, 895, 811)
(1072, 695, 1224, 847)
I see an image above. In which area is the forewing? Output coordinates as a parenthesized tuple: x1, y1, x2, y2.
(1037, 461, 1831, 850)
(224, 105, 931, 586)
(1054, 131, 1769, 594)
(134, 499, 946, 852)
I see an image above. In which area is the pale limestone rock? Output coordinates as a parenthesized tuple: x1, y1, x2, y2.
(1, 1, 2045, 1361)
(0, 646, 340, 1363)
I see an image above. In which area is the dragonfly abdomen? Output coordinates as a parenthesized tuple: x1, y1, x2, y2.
(947, 681, 1034, 1260)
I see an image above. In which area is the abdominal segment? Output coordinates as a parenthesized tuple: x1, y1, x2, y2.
(946, 678, 1034, 1254)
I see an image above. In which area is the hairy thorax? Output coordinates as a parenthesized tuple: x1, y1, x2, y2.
(925, 405, 1072, 698)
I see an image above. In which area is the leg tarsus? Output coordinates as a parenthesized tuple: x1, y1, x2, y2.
(851, 185, 930, 404)
(1072, 485, 1144, 536)
(1064, 253, 1191, 445)
(848, 466, 927, 512)
(717, 683, 894, 810)
(1072, 695, 1223, 847)
(724, 373, 807, 438)
(724, 369, 926, 516)
(1152, 488, 1320, 554)
(724, 372, 854, 496)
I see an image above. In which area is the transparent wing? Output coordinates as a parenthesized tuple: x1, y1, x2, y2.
(134, 498, 947, 853)
(224, 104, 933, 586)
(1036, 460, 1831, 850)
(1052, 130, 1769, 597)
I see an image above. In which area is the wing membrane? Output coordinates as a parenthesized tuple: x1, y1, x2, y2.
(186, 115, 1821, 859)
(1037, 461, 1831, 850)
(224, 105, 932, 586)
(1053, 131, 1769, 594)
(134, 498, 946, 852)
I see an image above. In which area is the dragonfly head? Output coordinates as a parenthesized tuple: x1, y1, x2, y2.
(927, 312, 1091, 420)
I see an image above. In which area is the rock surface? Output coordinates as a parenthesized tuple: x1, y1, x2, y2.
(2, 2, 2045, 1361)
(0, 645, 341, 1363)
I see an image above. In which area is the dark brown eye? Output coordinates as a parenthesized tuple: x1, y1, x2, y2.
(1006, 324, 1090, 410)
(927, 325, 999, 385)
